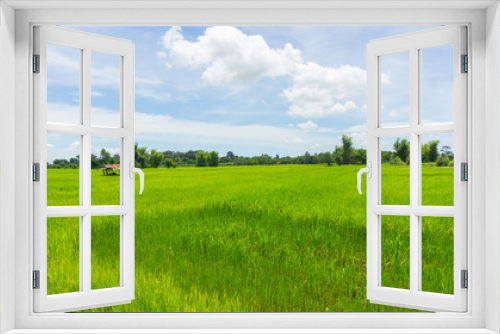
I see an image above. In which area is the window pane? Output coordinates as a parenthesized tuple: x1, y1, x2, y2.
(46, 44, 81, 125)
(381, 215, 410, 290)
(91, 216, 120, 290)
(47, 217, 80, 295)
(421, 217, 454, 294)
(421, 45, 454, 124)
(381, 136, 410, 205)
(91, 52, 121, 128)
(421, 133, 454, 206)
(47, 133, 80, 206)
(91, 137, 121, 206)
(380, 52, 410, 127)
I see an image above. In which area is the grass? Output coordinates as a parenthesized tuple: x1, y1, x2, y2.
(46, 164, 454, 312)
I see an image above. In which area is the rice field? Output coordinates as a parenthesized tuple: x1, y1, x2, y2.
(46, 164, 454, 312)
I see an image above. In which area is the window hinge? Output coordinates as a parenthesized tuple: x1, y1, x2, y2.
(33, 54, 40, 73)
(33, 163, 40, 182)
(461, 54, 468, 73)
(461, 270, 468, 289)
(33, 270, 40, 289)
(461, 162, 468, 181)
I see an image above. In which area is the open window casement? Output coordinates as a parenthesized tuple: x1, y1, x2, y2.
(33, 26, 138, 312)
(362, 26, 467, 312)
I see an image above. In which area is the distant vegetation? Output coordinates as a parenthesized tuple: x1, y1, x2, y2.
(47, 135, 454, 169)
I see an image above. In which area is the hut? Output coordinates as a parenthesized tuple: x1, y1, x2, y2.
(100, 164, 120, 176)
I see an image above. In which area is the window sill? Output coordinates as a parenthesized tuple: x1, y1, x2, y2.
(3, 329, 497, 334)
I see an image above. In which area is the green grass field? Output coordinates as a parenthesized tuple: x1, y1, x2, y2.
(46, 164, 454, 312)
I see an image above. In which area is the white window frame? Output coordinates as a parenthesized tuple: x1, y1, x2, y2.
(365, 26, 468, 312)
(33, 25, 136, 313)
(1, 2, 499, 333)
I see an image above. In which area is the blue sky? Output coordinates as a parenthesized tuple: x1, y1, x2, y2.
(46, 26, 454, 162)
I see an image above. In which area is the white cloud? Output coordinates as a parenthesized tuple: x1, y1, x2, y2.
(160, 26, 302, 86)
(338, 124, 367, 148)
(156, 51, 167, 59)
(68, 141, 80, 152)
(310, 143, 320, 150)
(159, 26, 372, 119)
(381, 72, 391, 85)
(297, 120, 318, 131)
(136, 89, 172, 102)
(92, 91, 103, 97)
(284, 62, 364, 118)
(332, 101, 357, 113)
(342, 124, 367, 133)
(283, 137, 311, 145)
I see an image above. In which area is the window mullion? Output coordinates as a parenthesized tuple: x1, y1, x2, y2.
(409, 47, 420, 295)
(82, 47, 92, 294)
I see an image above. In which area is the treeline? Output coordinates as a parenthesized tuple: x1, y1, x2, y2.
(47, 135, 454, 169)
(381, 138, 454, 166)
(47, 148, 120, 169)
(133, 135, 365, 168)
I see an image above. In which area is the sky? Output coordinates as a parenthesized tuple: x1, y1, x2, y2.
(46, 26, 455, 163)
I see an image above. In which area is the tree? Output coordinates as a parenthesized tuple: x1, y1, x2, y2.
(196, 151, 208, 167)
(422, 143, 430, 163)
(304, 151, 313, 164)
(353, 148, 367, 164)
(323, 152, 333, 166)
(164, 158, 177, 168)
(135, 143, 149, 168)
(428, 140, 440, 162)
(441, 145, 454, 161)
(341, 135, 354, 164)
(100, 148, 111, 165)
(333, 145, 343, 166)
(393, 138, 410, 163)
(90, 154, 100, 169)
(381, 151, 393, 163)
(258, 154, 269, 165)
(70, 157, 79, 166)
(436, 155, 450, 167)
(226, 151, 235, 161)
(150, 149, 164, 168)
(208, 151, 219, 167)
(391, 156, 404, 165)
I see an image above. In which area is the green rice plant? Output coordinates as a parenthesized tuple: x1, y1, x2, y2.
(45, 164, 454, 312)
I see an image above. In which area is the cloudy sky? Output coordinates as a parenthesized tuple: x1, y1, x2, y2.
(46, 25, 455, 162)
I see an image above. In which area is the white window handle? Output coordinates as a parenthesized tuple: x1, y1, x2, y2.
(357, 162, 371, 195)
(129, 162, 145, 195)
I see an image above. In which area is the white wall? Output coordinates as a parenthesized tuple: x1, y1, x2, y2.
(486, 2, 500, 332)
(0, 2, 16, 333)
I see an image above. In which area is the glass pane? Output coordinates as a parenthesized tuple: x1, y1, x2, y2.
(91, 52, 121, 128)
(421, 45, 454, 124)
(421, 217, 454, 294)
(380, 52, 410, 127)
(381, 215, 410, 290)
(47, 217, 80, 295)
(91, 137, 121, 206)
(91, 216, 120, 290)
(421, 133, 454, 206)
(46, 44, 81, 125)
(47, 133, 80, 206)
(381, 136, 410, 205)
